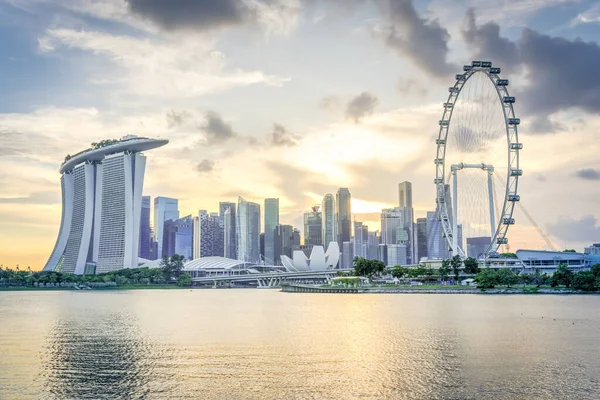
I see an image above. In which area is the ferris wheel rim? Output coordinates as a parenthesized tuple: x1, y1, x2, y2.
(434, 61, 522, 258)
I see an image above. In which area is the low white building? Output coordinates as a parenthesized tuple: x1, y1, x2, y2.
(281, 242, 340, 271)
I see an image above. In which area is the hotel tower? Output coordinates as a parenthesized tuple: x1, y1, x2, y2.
(43, 135, 168, 274)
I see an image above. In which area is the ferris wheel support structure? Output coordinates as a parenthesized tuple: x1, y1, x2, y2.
(435, 61, 523, 258)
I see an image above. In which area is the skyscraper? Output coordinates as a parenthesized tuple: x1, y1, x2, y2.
(43, 135, 168, 274)
(380, 207, 404, 245)
(193, 210, 224, 258)
(154, 196, 179, 259)
(304, 206, 322, 247)
(163, 215, 193, 260)
(264, 198, 279, 264)
(321, 193, 336, 247)
(342, 241, 354, 269)
(353, 221, 368, 258)
(416, 217, 428, 262)
(139, 195, 152, 259)
(336, 188, 351, 249)
(274, 224, 298, 264)
(220, 202, 237, 259)
(398, 181, 414, 264)
(237, 197, 260, 262)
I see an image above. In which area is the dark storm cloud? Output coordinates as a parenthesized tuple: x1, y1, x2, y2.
(547, 215, 600, 243)
(380, 0, 456, 78)
(346, 92, 379, 122)
(200, 111, 237, 144)
(574, 168, 600, 181)
(127, 0, 250, 31)
(462, 10, 600, 123)
(195, 159, 216, 174)
(461, 9, 519, 72)
(527, 116, 564, 134)
(270, 124, 300, 147)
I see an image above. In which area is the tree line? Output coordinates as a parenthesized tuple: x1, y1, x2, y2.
(351, 256, 600, 291)
(0, 255, 192, 288)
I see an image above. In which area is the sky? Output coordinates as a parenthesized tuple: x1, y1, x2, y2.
(1, 0, 599, 269)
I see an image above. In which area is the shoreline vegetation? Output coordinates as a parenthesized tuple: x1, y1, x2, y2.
(2, 255, 599, 295)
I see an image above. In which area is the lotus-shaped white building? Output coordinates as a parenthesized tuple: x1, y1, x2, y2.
(281, 242, 340, 271)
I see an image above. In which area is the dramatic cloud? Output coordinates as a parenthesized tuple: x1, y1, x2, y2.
(346, 92, 379, 122)
(271, 123, 299, 147)
(547, 215, 600, 243)
(196, 159, 216, 174)
(200, 111, 237, 144)
(379, 0, 456, 77)
(462, 11, 600, 120)
(461, 9, 519, 71)
(126, 0, 301, 34)
(574, 168, 600, 180)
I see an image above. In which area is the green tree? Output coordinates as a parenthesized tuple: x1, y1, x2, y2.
(463, 257, 480, 274)
(474, 268, 498, 288)
(160, 254, 185, 282)
(572, 271, 596, 291)
(177, 273, 192, 287)
(450, 255, 462, 283)
(391, 266, 406, 279)
(496, 268, 517, 287)
(563, 249, 577, 253)
(591, 264, 600, 278)
(499, 253, 517, 258)
(439, 259, 451, 281)
(551, 264, 574, 288)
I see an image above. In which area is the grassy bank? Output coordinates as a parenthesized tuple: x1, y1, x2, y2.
(0, 284, 189, 292)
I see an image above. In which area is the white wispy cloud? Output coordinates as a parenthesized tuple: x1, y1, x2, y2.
(39, 28, 289, 98)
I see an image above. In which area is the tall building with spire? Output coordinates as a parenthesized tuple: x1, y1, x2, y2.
(43, 135, 168, 274)
(304, 206, 322, 247)
(336, 188, 351, 249)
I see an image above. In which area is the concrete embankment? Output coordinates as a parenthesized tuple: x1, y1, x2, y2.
(281, 284, 586, 295)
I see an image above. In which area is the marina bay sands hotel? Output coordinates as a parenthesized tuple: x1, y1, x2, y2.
(43, 135, 168, 275)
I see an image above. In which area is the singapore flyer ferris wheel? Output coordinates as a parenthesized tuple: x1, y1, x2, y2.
(435, 61, 522, 258)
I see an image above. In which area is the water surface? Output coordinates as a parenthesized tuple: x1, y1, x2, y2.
(1, 290, 599, 399)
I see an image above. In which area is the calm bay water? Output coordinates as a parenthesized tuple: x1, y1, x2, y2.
(0, 290, 599, 399)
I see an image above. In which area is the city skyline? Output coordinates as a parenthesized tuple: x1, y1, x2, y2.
(1, 0, 600, 268)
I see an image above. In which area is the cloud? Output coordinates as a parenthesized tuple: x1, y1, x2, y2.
(462, 10, 600, 120)
(195, 159, 216, 174)
(547, 215, 600, 243)
(461, 9, 519, 71)
(574, 168, 600, 181)
(0, 191, 60, 205)
(397, 78, 427, 96)
(345, 92, 379, 122)
(270, 123, 299, 147)
(318, 95, 341, 111)
(166, 110, 192, 129)
(125, 0, 302, 34)
(527, 116, 565, 134)
(200, 111, 237, 144)
(379, 0, 456, 77)
(40, 28, 287, 98)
